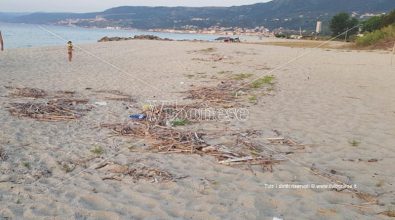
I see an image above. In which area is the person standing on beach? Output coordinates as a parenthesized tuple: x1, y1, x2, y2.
(0, 31, 4, 51)
(67, 41, 73, 62)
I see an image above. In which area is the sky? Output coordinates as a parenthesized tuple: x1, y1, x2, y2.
(1, 0, 271, 13)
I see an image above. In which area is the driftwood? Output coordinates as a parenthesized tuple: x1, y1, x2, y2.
(100, 122, 283, 170)
(184, 81, 245, 105)
(8, 99, 92, 121)
(97, 162, 174, 183)
(7, 87, 47, 98)
(218, 156, 284, 165)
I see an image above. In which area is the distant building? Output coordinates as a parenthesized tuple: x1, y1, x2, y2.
(316, 21, 322, 34)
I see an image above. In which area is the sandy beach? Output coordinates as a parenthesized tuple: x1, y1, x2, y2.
(0, 39, 394, 219)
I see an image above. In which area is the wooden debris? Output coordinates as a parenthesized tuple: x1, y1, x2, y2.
(192, 54, 229, 62)
(8, 99, 92, 121)
(0, 147, 8, 161)
(143, 103, 209, 126)
(98, 162, 174, 182)
(379, 210, 395, 217)
(8, 87, 47, 98)
(355, 192, 378, 204)
(100, 123, 284, 170)
(267, 137, 303, 147)
(185, 81, 244, 105)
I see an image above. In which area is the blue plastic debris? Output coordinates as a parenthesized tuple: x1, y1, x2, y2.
(129, 114, 146, 120)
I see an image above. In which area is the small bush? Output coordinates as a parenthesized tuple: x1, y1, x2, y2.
(199, 47, 216, 53)
(248, 95, 258, 103)
(251, 76, 275, 89)
(91, 146, 104, 155)
(349, 140, 360, 147)
(356, 25, 395, 47)
(171, 118, 190, 127)
(233, 73, 254, 80)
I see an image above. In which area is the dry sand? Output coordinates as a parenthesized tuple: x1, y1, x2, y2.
(0, 39, 394, 219)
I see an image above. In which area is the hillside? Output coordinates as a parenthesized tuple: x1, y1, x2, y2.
(1, 0, 395, 31)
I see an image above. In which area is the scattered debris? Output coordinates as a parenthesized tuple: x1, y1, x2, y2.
(379, 210, 395, 217)
(129, 114, 147, 120)
(8, 98, 92, 121)
(95, 101, 107, 106)
(0, 147, 8, 161)
(97, 162, 175, 183)
(100, 122, 284, 171)
(192, 54, 230, 62)
(185, 81, 243, 105)
(266, 137, 303, 148)
(355, 192, 378, 204)
(7, 87, 47, 98)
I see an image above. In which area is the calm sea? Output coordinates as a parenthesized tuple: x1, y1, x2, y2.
(0, 22, 224, 49)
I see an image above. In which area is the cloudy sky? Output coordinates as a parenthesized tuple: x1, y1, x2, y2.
(1, 0, 271, 13)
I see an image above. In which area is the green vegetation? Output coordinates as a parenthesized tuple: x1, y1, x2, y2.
(362, 10, 395, 32)
(22, 161, 31, 169)
(199, 47, 216, 53)
(62, 164, 75, 173)
(171, 118, 190, 127)
(233, 73, 254, 80)
(382, 10, 395, 28)
(362, 16, 384, 33)
(330, 13, 359, 39)
(248, 95, 258, 103)
(356, 10, 395, 48)
(349, 140, 360, 147)
(91, 146, 104, 155)
(185, 74, 194, 79)
(217, 70, 232, 74)
(356, 24, 395, 47)
(250, 76, 275, 89)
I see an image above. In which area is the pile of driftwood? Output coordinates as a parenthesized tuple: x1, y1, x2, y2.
(143, 103, 210, 126)
(100, 122, 283, 170)
(101, 122, 206, 152)
(8, 98, 92, 121)
(192, 54, 229, 62)
(185, 81, 244, 106)
(97, 162, 175, 183)
(6, 86, 93, 121)
(7, 87, 47, 98)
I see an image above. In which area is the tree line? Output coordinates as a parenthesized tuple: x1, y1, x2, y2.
(330, 10, 395, 40)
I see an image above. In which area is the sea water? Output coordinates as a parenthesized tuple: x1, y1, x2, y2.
(0, 22, 224, 49)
